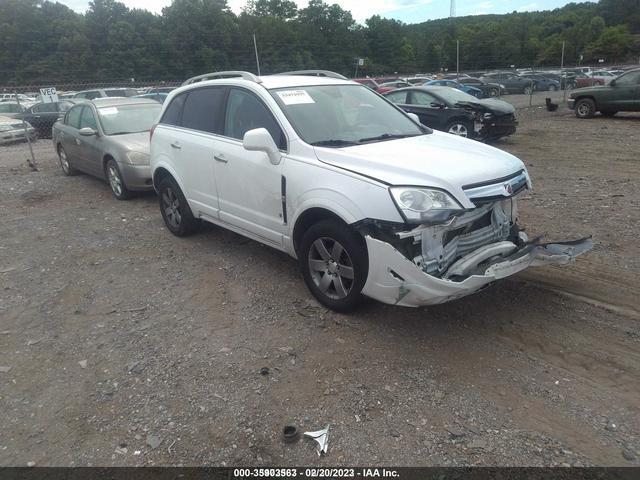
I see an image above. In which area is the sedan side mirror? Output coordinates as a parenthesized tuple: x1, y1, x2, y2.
(243, 128, 281, 165)
(407, 112, 420, 123)
(78, 127, 97, 136)
(430, 102, 445, 109)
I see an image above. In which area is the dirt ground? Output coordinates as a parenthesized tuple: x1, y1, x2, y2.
(0, 95, 639, 467)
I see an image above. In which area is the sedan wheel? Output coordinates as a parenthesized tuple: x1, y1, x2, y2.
(57, 145, 77, 176)
(105, 159, 131, 200)
(446, 122, 470, 138)
(549, 84, 558, 91)
(523, 86, 533, 95)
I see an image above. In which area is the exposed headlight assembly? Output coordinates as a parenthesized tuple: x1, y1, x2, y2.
(390, 186, 463, 223)
(126, 151, 150, 165)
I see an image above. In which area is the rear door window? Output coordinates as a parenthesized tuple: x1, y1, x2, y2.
(180, 87, 227, 134)
(385, 91, 408, 104)
(33, 103, 57, 113)
(224, 88, 285, 149)
(410, 91, 438, 106)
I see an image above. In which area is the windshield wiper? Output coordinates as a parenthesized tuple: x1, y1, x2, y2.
(310, 139, 360, 147)
(358, 133, 422, 143)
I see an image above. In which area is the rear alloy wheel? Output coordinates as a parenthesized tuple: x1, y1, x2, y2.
(523, 85, 533, 95)
(105, 159, 132, 200)
(158, 176, 199, 237)
(549, 84, 558, 91)
(575, 98, 596, 119)
(57, 145, 77, 176)
(446, 121, 472, 138)
(300, 220, 368, 311)
(489, 88, 499, 97)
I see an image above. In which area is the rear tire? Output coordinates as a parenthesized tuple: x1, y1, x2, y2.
(549, 84, 558, 91)
(300, 220, 368, 312)
(575, 98, 596, 119)
(57, 145, 78, 176)
(158, 176, 199, 237)
(488, 88, 499, 97)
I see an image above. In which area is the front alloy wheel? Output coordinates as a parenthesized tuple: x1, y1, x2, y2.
(157, 176, 199, 236)
(300, 220, 368, 311)
(106, 159, 131, 200)
(58, 145, 77, 176)
(308, 238, 354, 300)
(447, 122, 470, 138)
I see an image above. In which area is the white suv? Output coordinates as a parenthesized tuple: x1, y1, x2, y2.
(150, 71, 591, 311)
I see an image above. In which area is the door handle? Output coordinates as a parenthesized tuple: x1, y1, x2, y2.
(214, 154, 228, 163)
(170, 141, 182, 149)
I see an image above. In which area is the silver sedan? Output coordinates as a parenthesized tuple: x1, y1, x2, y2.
(52, 98, 161, 199)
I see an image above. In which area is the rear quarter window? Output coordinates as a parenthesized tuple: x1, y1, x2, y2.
(160, 93, 187, 126)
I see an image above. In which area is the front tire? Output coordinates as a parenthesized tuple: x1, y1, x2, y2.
(300, 220, 368, 312)
(158, 176, 199, 237)
(446, 120, 472, 138)
(549, 84, 558, 91)
(105, 159, 132, 200)
(488, 88, 499, 97)
(575, 98, 596, 119)
(523, 85, 533, 95)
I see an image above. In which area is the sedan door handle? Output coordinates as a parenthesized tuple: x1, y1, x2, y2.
(170, 141, 182, 149)
(214, 154, 228, 163)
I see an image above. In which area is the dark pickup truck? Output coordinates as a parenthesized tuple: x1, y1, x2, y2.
(568, 68, 640, 118)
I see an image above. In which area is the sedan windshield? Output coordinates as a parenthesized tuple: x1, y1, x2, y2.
(270, 84, 426, 146)
(97, 103, 161, 135)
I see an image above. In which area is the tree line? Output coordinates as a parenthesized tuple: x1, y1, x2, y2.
(0, 0, 639, 85)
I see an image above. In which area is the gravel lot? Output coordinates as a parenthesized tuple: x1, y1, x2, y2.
(1, 96, 639, 467)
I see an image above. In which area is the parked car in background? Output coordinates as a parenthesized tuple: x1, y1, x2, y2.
(0, 102, 28, 119)
(385, 86, 518, 141)
(457, 77, 504, 97)
(353, 77, 381, 91)
(52, 98, 162, 199)
(519, 73, 561, 91)
(403, 76, 433, 85)
(134, 92, 169, 103)
(588, 70, 617, 85)
(73, 88, 138, 100)
(424, 79, 483, 98)
(378, 80, 412, 90)
(0, 115, 37, 144)
(568, 68, 640, 118)
(0, 93, 35, 102)
(147, 86, 176, 94)
(19, 100, 76, 138)
(149, 70, 591, 311)
(480, 72, 537, 94)
(567, 72, 605, 89)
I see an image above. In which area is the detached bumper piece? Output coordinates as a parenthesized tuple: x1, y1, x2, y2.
(362, 236, 593, 308)
(478, 114, 518, 140)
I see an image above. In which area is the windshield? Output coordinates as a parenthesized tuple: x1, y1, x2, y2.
(432, 88, 479, 105)
(97, 103, 161, 135)
(270, 84, 425, 147)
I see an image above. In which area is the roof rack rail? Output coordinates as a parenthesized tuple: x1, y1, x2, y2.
(182, 71, 262, 86)
(277, 70, 348, 80)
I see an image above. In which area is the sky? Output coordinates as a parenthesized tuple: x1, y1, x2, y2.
(57, 0, 593, 24)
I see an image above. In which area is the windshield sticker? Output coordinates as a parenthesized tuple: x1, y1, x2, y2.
(276, 89, 315, 105)
(99, 107, 118, 115)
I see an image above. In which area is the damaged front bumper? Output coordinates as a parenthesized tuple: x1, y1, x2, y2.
(359, 199, 592, 307)
(362, 236, 592, 307)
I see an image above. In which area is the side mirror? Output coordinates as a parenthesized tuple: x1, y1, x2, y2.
(407, 112, 420, 123)
(243, 128, 281, 165)
(430, 102, 445, 109)
(78, 127, 97, 136)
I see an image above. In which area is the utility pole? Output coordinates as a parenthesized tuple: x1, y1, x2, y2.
(450, 0, 456, 17)
(456, 40, 460, 79)
(14, 92, 36, 169)
(560, 41, 566, 103)
(253, 33, 261, 76)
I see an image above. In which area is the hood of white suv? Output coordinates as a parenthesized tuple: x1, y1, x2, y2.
(313, 131, 527, 208)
